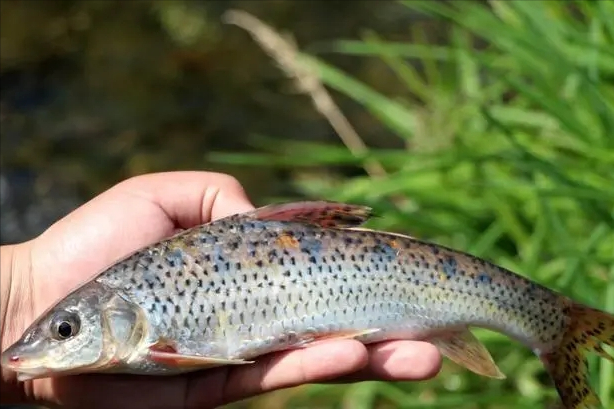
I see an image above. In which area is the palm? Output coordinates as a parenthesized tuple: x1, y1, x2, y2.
(2, 172, 440, 409)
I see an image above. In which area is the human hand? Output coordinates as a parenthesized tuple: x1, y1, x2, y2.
(0, 171, 441, 409)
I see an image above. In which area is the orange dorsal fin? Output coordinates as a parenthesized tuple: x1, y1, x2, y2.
(244, 201, 373, 228)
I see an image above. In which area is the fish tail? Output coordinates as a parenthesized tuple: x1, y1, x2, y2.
(541, 302, 614, 409)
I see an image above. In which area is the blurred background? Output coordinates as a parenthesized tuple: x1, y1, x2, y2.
(1, 1, 613, 408)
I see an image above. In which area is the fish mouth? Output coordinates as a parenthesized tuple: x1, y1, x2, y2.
(7, 360, 117, 381)
(2, 352, 117, 381)
(1, 356, 59, 381)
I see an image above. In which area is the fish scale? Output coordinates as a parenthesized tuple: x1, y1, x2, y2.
(3, 201, 613, 409)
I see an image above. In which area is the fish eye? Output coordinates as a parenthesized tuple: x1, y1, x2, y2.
(50, 311, 81, 340)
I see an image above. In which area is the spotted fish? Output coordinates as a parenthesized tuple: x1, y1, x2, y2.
(2, 201, 613, 409)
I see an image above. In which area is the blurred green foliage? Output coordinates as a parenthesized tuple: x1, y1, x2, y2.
(0, 0, 406, 211)
(215, 1, 614, 408)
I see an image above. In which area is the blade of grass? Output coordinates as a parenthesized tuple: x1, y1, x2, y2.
(302, 55, 416, 140)
(359, 30, 431, 104)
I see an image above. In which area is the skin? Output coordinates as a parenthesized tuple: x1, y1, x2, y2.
(0, 171, 442, 409)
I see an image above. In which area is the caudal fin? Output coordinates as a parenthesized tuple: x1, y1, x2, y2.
(541, 303, 614, 409)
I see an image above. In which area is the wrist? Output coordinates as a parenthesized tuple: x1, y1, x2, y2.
(1, 242, 34, 404)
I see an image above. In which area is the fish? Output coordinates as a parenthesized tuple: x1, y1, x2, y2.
(1, 201, 613, 409)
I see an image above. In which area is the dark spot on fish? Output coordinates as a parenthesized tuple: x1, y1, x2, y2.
(442, 256, 458, 278)
(477, 272, 492, 284)
(299, 236, 322, 256)
(267, 249, 278, 263)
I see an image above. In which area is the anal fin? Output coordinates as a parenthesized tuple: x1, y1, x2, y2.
(430, 328, 505, 379)
(245, 201, 373, 228)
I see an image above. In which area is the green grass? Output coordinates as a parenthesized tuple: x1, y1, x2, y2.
(213, 1, 614, 408)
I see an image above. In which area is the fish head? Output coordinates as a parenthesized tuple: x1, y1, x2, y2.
(1, 281, 147, 381)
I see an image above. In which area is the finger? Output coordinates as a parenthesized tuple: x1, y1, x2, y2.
(43, 374, 187, 409)
(330, 341, 442, 383)
(111, 171, 255, 228)
(185, 340, 369, 407)
(41, 171, 253, 247)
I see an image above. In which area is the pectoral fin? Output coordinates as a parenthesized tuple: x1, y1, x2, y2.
(245, 201, 374, 228)
(148, 340, 253, 369)
(431, 328, 506, 379)
(149, 351, 254, 368)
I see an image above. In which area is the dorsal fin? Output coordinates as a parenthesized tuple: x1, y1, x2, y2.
(244, 201, 373, 228)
